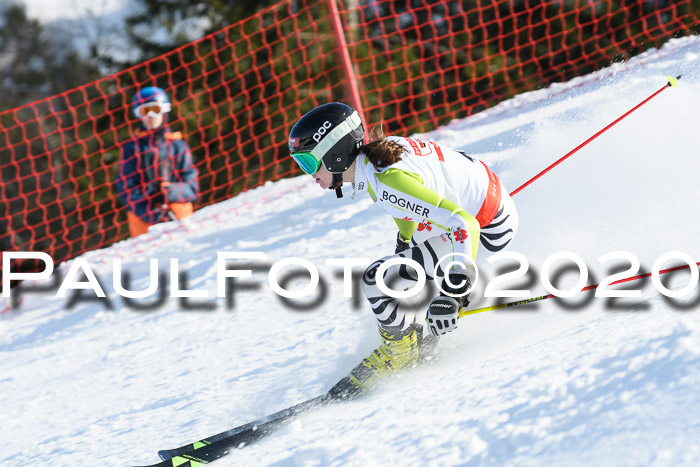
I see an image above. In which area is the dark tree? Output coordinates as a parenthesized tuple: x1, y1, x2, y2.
(0, 2, 101, 111)
(104, 0, 280, 68)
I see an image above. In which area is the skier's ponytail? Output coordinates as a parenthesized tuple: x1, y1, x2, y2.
(362, 125, 404, 169)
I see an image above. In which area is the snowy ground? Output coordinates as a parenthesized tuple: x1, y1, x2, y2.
(2, 35, 700, 466)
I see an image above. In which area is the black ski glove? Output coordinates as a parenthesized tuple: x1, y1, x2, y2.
(395, 231, 411, 254)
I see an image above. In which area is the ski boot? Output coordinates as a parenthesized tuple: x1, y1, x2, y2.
(328, 323, 422, 399)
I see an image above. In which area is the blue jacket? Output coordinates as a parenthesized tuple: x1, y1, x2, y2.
(116, 126, 199, 224)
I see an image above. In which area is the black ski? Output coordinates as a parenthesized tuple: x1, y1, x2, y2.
(133, 393, 332, 466)
(135, 327, 437, 466)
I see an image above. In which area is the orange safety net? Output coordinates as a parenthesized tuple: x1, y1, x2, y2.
(1, 0, 697, 281)
(339, 0, 699, 134)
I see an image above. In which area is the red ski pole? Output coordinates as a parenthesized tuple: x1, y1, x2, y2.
(510, 75, 681, 197)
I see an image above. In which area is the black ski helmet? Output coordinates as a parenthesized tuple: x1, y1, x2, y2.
(289, 102, 364, 174)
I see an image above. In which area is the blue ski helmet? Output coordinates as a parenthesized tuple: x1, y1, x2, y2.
(132, 86, 172, 118)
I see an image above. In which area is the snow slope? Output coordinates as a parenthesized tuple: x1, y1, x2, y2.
(2, 35, 700, 466)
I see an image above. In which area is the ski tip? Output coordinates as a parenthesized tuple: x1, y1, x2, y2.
(668, 75, 680, 87)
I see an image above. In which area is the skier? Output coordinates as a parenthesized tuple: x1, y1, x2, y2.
(289, 103, 518, 398)
(116, 86, 199, 238)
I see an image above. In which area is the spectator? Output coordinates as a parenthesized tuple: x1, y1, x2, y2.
(116, 86, 199, 238)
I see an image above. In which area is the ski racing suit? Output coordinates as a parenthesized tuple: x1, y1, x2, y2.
(353, 136, 518, 331)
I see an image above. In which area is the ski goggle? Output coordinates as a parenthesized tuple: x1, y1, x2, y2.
(136, 104, 165, 118)
(291, 151, 322, 175)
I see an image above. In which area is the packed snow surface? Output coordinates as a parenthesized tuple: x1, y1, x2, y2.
(2, 35, 700, 466)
